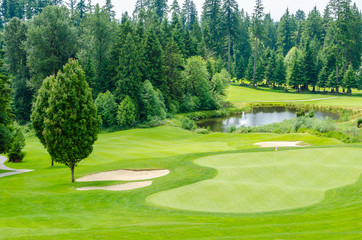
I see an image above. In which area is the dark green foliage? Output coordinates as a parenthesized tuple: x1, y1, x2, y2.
(26, 5, 76, 91)
(115, 33, 142, 109)
(181, 116, 196, 130)
(211, 69, 230, 96)
(143, 28, 166, 94)
(117, 95, 137, 128)
(141, 80, 167, 121)
(95, 91, 118, 128)
(343, 65, 357, 94)
(8, 122, 25, 162)
(3, 17, 33, 122)
(0, 60, 13, 154)
(357, 118, 362, 128)
(31, 76, 54, 150)
(77, 4, 117, 96)
(163, 38, 184, 105)
(277, 8, 296, 56)
(274, 53, 286, 86)
(33, 59, 101, 182)
(182, 56, 216, 110)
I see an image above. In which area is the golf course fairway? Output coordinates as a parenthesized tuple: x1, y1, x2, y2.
(147, 148, 362, 213)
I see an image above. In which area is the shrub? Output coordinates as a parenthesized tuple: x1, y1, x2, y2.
(357, 118, 362, 128)
(117, 96, 137, 128)
(195, 128, 210, 134)
(226, 125, 237, 133)
(95, 91, 118, 127)
(8, 123, 25, 162)
(141, 80, 167, 121)
(181, 117, 197, 130)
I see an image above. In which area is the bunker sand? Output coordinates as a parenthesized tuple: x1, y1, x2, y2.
(254, 141, 310, 148)
(77, 181, 152, 191)
(76, 169, 169, 182)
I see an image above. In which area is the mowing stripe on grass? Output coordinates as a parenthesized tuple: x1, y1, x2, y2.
(147, 148, 362, 213)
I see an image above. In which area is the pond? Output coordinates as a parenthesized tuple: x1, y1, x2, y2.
(197, 106, 340, 133)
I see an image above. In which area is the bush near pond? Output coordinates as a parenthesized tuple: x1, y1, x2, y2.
(237, 116, 360, 143)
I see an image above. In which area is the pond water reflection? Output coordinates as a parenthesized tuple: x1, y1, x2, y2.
(197, 107, 339, 133)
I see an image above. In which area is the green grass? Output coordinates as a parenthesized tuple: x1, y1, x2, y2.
(227, 85, 362, 108)
(0, 126, 361, 239)
(0, 170, 11, 174)
(147, 148, 362, 213)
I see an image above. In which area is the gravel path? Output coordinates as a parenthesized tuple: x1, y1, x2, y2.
(0, 155, 33, 178)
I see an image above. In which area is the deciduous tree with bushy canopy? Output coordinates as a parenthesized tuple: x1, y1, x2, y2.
(32, 59, 101, 182)
(117, 95, 137, 128)
(95, 91, 117, 128)
(0, 60, 12, 154)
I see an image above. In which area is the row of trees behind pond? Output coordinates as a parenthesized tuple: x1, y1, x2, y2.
(0, 0, 361, 128)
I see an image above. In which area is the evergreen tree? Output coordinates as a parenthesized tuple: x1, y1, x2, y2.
(182, 0, 198, 30)
(152, 0, 168, 20)
(143, 27, 166, 94)
(104, 0, 115, 18)
(3, 17, 32, 122)
(202, 0, 222, 55)
(163, 38, 184, 104)
(25, 5, 76, 91)
(31, 75, 55, 166)
(170, 0, 180, 16)
(77, 4, 117, 96)
(303, 40, 318, 91)
(274, 53, 286, 87)
(317, 65, 329, 92)
(0, 60, 12, 154)
(76, 0, 87, 19)
(34, 59, 101, 182)
(343, 64, 357, 94)
(277, 8, 297, 56)
(115, 33, 143, 113)
(264, 13, 277, 50)
(250, 0, 264, 86)
(221, 0, 239, 74)
(287, 49, 305, 90)
(264, 48, 276, 86)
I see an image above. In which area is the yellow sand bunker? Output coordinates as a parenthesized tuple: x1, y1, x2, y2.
(77, 181, 152, 191)
(254, 141, 310, 147)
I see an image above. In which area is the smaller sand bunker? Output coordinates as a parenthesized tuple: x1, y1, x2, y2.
(76, 169, 169, 182)
(77, 181, 152, 191)
(254, 141, 310, 148)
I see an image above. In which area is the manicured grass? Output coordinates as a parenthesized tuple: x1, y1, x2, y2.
(0, 126, 361, 239)
(147, 148, 362, 213)
(227, 85, 362, 108)
(0, 170, 11, 174)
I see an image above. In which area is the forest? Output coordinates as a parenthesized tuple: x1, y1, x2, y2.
(0, 0, 361, 129)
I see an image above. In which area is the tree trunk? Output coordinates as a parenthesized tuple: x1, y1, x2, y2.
(253, 37, 258, 87)
(228, 32, 231, 75)
(71, 164, 75, 183)
(51, 159, 54, 167)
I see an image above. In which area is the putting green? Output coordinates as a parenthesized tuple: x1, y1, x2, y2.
(147, 148, 362, 213)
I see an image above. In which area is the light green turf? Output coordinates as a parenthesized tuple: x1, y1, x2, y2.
(147, 148, 362, 213)
(0, 126, 361, 239)
(227, 85, 362, 107)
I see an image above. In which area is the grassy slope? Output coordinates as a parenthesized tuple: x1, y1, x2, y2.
(0, 126, 361, 239)
(0, 170, 10, 174)
(147, 148, 362, 213)
(227, 85, 362, 108)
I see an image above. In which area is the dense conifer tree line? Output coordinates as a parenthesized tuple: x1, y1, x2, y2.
(0, 0, 360, 128)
